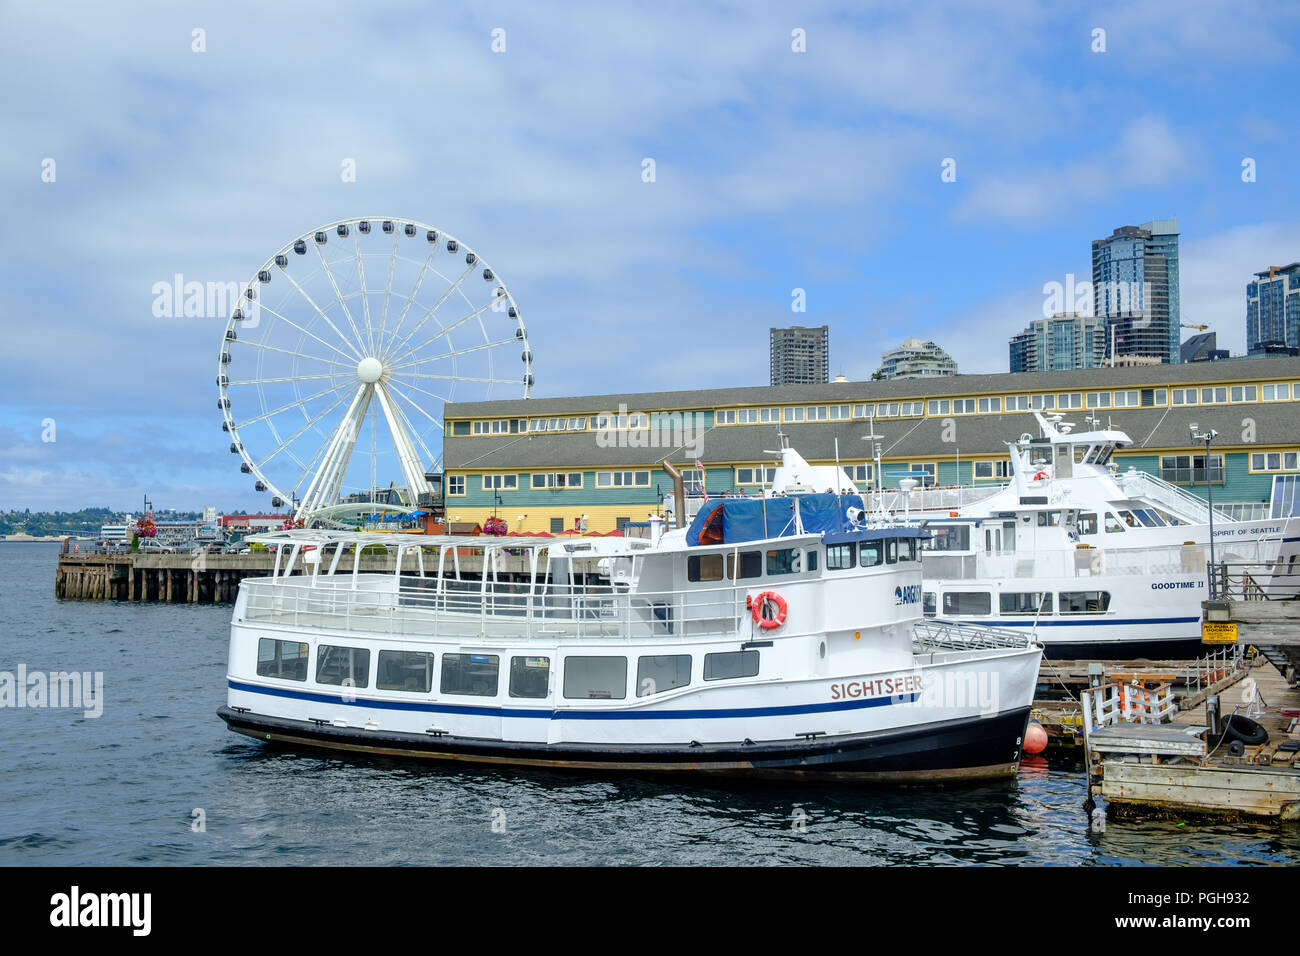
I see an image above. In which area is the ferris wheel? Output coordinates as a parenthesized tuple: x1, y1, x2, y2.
(217, 217, 533, 523)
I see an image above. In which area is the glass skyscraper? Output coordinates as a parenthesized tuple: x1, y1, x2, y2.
(1091, 219, 1180, 364)
(1247, 263, 1300, 355)
(1009, 313, 1107, 372)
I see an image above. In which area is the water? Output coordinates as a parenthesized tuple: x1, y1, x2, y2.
(3, 542, 1298, 866)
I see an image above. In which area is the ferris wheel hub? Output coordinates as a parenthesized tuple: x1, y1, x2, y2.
(356, 356, 384, 384)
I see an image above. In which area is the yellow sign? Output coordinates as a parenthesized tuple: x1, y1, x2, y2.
(1201, 621, 1238, 644)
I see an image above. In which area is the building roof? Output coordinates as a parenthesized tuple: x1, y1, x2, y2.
(444, 357, 1300, 419)
(444, 399, 1300, 470)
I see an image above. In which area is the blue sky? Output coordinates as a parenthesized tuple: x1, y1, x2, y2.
(2, 1, 1298, 511)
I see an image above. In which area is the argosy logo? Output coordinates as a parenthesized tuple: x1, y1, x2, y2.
(895, 584, 921, 605)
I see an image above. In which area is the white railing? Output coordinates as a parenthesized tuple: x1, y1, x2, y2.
(1183, 644, 1245, 694)
(1081, 681, 1178, 729)
(240, 575, 779, 644)
(869, 483, 1008, 514)
(1210, 562, 1300, 601)
(1116, 470, 1235, 524)
(1217, 503, 1271, 521)
(922, 542, 1205, 582)
(911, 619, 1035, 652)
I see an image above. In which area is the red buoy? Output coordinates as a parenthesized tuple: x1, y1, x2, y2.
(1023, 719, 1048, 755)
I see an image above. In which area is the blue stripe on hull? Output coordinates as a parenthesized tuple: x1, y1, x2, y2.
(228, 678, 920, 720)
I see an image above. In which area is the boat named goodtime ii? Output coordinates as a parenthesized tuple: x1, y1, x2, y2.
(217, 492, 1042, 781)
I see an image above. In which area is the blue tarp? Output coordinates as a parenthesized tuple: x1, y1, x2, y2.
(685, 493, 873, 546)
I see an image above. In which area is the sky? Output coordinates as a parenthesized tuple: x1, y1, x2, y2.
(2, 0, 1298, 512)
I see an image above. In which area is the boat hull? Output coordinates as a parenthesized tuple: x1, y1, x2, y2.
(217, 703, 1032, 783)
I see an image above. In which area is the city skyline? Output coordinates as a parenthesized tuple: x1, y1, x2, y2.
(3, 3, 1299, 511)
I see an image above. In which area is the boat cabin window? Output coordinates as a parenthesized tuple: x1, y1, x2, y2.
(316, 644, 371, 689)
(885, 539, 898, 563)
(704, 650, 759, 681)
(1078, 512, 1098, 535)
(897, 538, 917, 562)
(766, 548, 806, 575)
(826, 543, 856, 570)
(922, 592, 936, 617)
(509, 656, 550, 699)
(1104, 513, 1126, 533)
(377, 650, 434, 693)
(942, 592, 991, 615)
(637, 655, 692, 697)
(441, 653, 500, 697)
(1132, 508, 1165, 527)
(925, 525, 970, 551)
(859, 541, 883, 567)
(999, 592, 1052, 615)
(256, 638, 309, 681)
(687, 554, 725, 582)
(1059, 591, 1111, 614)
(727, 551, 763, 580)
(1036, 511, 1064, 527)
(564, 656, 627, 700)
(1117, 510, 1139, 529)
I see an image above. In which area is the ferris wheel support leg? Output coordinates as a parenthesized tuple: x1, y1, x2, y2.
(297, 385, 372, 520)
(374, 384, 434, 506)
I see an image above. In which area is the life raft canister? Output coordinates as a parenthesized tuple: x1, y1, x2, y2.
(749, 590, 788, 630)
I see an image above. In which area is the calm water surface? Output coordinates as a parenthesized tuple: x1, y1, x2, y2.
(3, 543, 1298, 866)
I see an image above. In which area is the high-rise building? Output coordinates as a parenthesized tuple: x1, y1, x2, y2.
(874, 339, 957, 380)
(1009, 313, 1107, 373)
(1247, 263, 1300, 355)
(1091, 219, 1180, 364)
(770, 325, 829, 385)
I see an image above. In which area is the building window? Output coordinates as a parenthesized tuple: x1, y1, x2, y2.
(736, 408, 760, 424)
(563, 657, 627, 700)
(1230, 385, 1258, 402)
(977, 397, 1001, 413)
(509, 656, 550, 699)
(447, 475, 466, 496)
(703, 650, 759, 681)
(637, 655, 691, 697)
(1251, 452, 1299, 472)
(953, 398, 975, 414)
(376, 650, 435, 693)
(716, 409, 737, 425)
(481, 474, 517, 491)
(1263, 384, 1291, 401)
(735, 466, 776, 485)
(451, 421, 471, 436)
(850, 463, 874, 484)
(1116, 390, 1141, 409)
(908, 463, 937, 487)
(1159, 454, 1225, 484)
(1086, 392, 1110, 409)
(441, 653, 499, 697)
(828, 404, 850, 420)
(1139, 388, 1165, 407)
(531, 472, 583, 489)
(1171, 388, 1197, 405)
(550, 518, 564, 534)
(1031, 394, 1056, 410)
(681, 469, 705, 495)
(596, 470, 650, 488)
(759, 407, 780, 423)
(1059, 393, 1082, 409)
(928, 399, 950, 415)
(806, 406, 828, 421)
(853, 403, 874, 418)
(1200, 386, 1228, 404)
(316, 644, 370, 688)
(1006, 395, 1030, 411)
(256, 639, 309, 681)
(974, 460, 1012, 479)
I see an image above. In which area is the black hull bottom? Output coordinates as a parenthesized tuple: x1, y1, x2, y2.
(1040, 638, 1207, 661)
(217, 705, 1032, 784)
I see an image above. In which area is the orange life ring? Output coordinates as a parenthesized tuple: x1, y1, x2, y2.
(1032, 471, 1049, 481)
(750, 591, 788, 630)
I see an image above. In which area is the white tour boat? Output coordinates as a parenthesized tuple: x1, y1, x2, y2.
(866, 413, 1299, 659)
(217, 493, 1042, 782)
